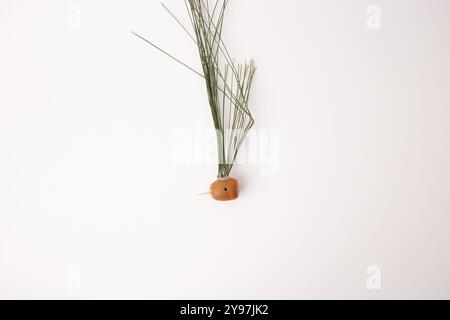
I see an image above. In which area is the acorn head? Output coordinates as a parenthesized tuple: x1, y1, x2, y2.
(210, 177, 239, 201)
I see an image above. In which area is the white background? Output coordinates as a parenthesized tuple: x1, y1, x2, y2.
(1, 0, 450, 299)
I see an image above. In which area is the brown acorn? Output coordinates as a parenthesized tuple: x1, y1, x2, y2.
(210, 177, 239, 201)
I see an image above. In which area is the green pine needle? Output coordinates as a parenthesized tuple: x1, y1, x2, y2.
(134, 0, 256, 178)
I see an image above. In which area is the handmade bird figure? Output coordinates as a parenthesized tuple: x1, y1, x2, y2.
(133, 0, 256, 201)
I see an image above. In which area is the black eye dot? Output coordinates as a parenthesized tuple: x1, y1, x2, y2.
(224, 188, 228, 192)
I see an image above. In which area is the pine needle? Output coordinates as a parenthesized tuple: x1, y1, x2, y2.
(134, 0, 256, 178)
